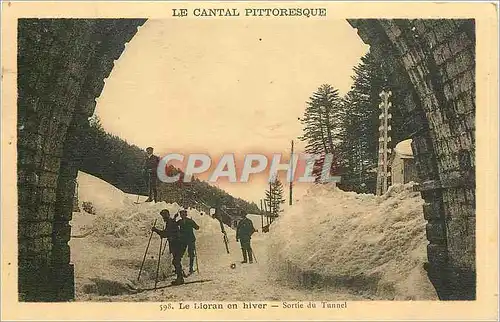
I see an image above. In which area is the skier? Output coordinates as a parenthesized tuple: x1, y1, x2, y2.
(143, 146, 159, 202)
(152, 209, 185, 285)
(178, 209, 200, 275)
(236, 211, 257, 264)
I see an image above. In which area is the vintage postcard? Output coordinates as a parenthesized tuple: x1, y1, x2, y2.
(1, 1, 498, 321)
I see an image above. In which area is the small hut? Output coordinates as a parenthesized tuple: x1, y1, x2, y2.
(390, 139, 419, 185)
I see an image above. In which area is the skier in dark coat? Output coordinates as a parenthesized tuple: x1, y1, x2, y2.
(236, 211, 257, 264)
(178, 209, 200, 274)
(143, 146, 160, 202)
(152, 209, 185, 285)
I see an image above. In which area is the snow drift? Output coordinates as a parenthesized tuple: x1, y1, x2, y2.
(74, 171, 234, 247)
(267, 183, 438, 300)
(77, 171, 135, 213)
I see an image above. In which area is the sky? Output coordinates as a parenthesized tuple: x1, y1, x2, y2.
(94, 18, 369, 205)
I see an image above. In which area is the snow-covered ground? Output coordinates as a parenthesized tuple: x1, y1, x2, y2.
(70, 172, 436, 301)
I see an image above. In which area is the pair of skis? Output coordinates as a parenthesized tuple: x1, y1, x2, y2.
(218, 215, 230, 254)
(126, 279, 213, 293)
(191, 198, 230, 254)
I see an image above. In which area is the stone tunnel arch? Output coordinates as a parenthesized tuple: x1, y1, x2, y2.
(17, 18, 475, 301)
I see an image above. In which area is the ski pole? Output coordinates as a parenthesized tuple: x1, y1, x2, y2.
(154, 236, 163, 290)
(251, 246, 258, 264)
(138, 219, 157, 281)
(147, 172, 151, 200)
(161, 239, 168, 255)
(223, 234, 230, 254)
(194, 243, 200, 274)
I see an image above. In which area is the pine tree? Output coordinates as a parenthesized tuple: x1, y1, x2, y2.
(265, 176, 285, 219)
(298, 84, 344, 181)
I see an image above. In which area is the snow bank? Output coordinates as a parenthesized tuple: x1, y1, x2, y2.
(83, 201, 235, 249)
(74, 171, 234, 247)
(77, 171, 135, 214)
(268, 183, 438, 300)
(89, 202, 171, 247)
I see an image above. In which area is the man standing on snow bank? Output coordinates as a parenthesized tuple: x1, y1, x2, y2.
(236, 211, 257, 264)
(178, 209, 200, 275)
(143, 146, 159, 202)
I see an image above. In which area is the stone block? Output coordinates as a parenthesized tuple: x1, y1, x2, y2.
(17, 169, 39, 186)
(52, 243, 71, 266)
(458, 131, 474, 150)
(18, 131, 43, 152)
(18, 221, 53, 239)
(54, 202, 74, 222)
(427, 243, 448, 266)
(40, 187, 57, 204)
(18, 204, 55, 222)
(38, 171, 59, 188)
(413, 19, 427, 35)
(448, 32, 471, 55)
(18, 206, 35, 222)
(464, 189, 475, 206)
(451, 93, 474, 115)
(18, 148, 42, 169)
(433, 43, 453, 66)
(41, 154, 61, 173)
(447, 50, 474, 79)
(38, 203, 56, 221)
(18, 187, 38, 207)
(52, 222, 71, 244)
(381, 20, 402, 42)
(446, 214, 474, 268)
(19, 236, 52, 255)
(424, 29, 438, 49)
(462, 202, 475, 218)
(423, 201, 444, 220)
(426, 221, 447, 242)
(432, 21, 456, 44)
(443, 69, 474, 102)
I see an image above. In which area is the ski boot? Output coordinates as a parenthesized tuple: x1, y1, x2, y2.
(241, 249, 248, 264)
(171, 277, 185, 286)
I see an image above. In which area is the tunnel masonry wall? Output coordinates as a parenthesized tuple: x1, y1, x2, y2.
(349, 19, 476, 300)
(17, 18, 475, 301)
(17, 19, 146, 301)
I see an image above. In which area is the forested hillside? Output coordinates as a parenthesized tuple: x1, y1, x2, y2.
(79, 115, 260, 219)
